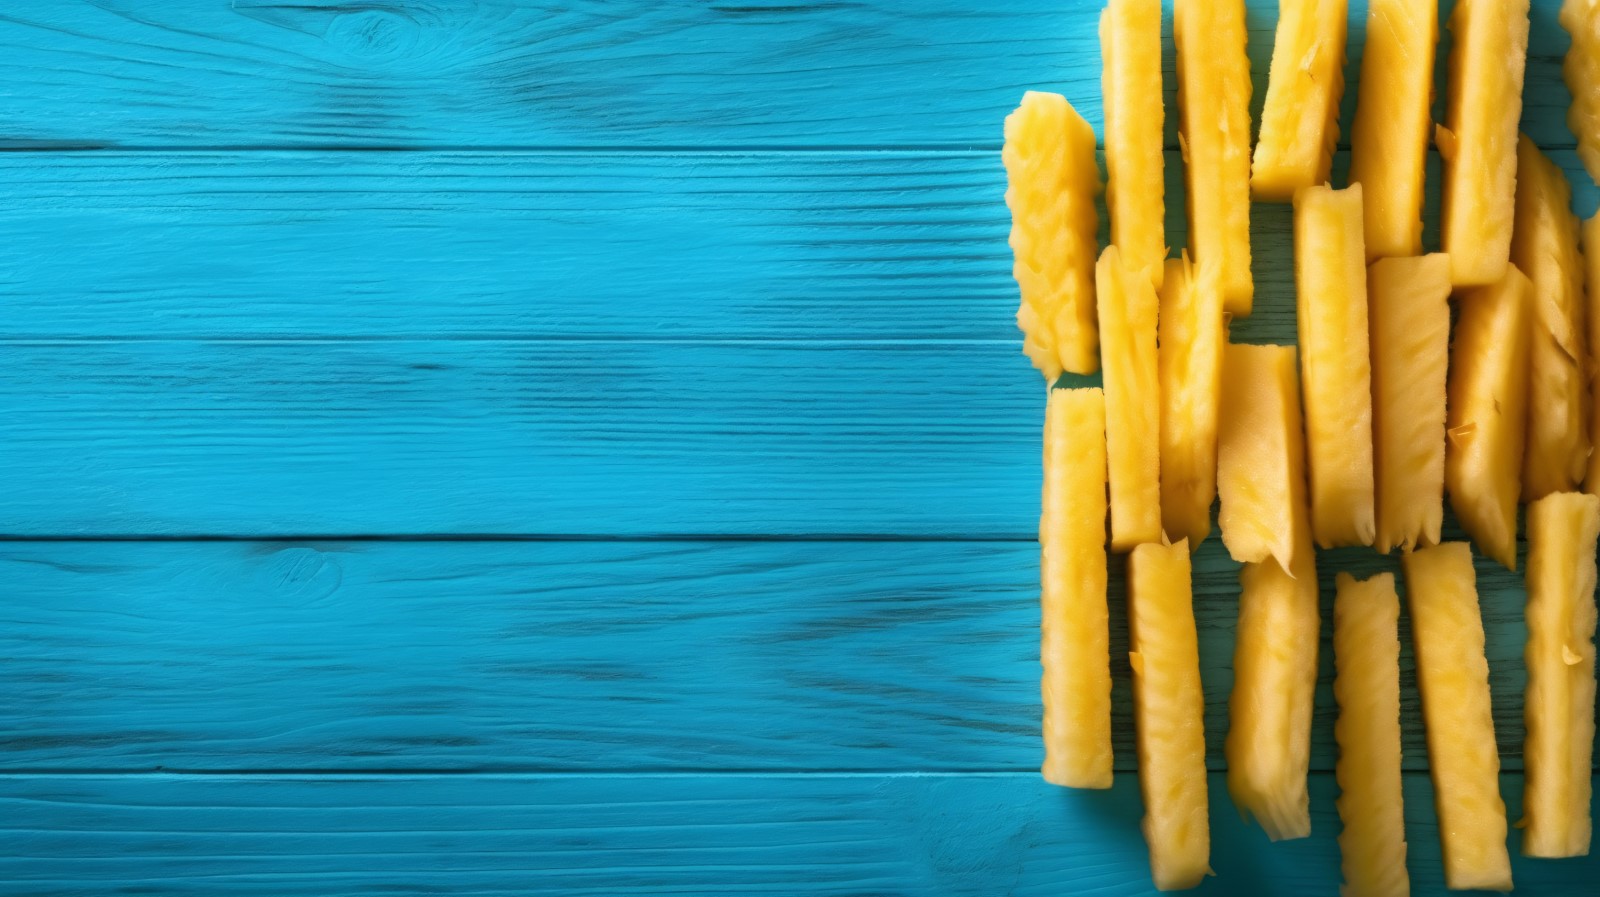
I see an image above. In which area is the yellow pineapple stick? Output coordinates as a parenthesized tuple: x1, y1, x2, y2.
(1101, 0, 1165, 290)
(1040, 388, 1113, 788)
(1438, 0, 1530, 286)
(1371, 255, 1451, 555)
(1128, 540, 1213, 890)
(1348, 0, 1439, 260)
(1158, 255, 1225, 548)
(1251, 0, 1348, 201)
(1217, 342, 1308, 571)
(1447, 266, 1533, 570)
(1294, 184, 1375, 547)
(1332, 572, 1410, 897)
(1562, 0, 1600, 183)
(1513, 135, 1590, 502)
(1520, 491, 1600, 858)
(1175, 0, 1253, 315)
(1587, 214, 1600, 495)
(1003, 91, 1102, 379)
(1098, 246, 1162, 551)
(1402, 543, 1513, 892)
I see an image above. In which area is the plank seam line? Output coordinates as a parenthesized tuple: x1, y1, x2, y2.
(0, 769, 1476, 780)
(0, 535, 1040, 544)
(0, 143, 1578, 155)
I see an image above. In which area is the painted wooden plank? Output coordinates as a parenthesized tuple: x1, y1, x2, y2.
(1, 772, 1594, 896)
(0, 1, 1576, 151)
(0, 538, 1540, 773)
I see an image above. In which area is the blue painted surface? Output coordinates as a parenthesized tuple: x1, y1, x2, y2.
(0, 1, 1596, 894)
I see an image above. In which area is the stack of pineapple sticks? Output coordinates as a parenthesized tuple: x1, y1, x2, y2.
(1006, 0, 1600, 892)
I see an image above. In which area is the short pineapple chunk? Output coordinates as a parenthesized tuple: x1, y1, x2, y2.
(1098, 246, 1163, 551)
(1251, 0, 1348, 200)
(1217, 344, 1307, 570)
(1514, 135, 1591, 501)
(1102, 0, 1166, 289)
(1403, 543, 1513, 892)
(1348, 0, 1439, 259)
(1521, 491, 1600, 858)
(1587, 215, 1600, 494)
(1003, 91, 1102, 379)
(1039, 388, 1113, 788)
(1447, 266, 1533, 570)
(1175, 0, 1253, 315)
(1159, 255, 1225, 547)
(1562, 0, 1600, 183)
(1128, 540, 1213, 890)
(1438, 0, 1530, 286)
(1333, 572, 1410, 897)
(1294, 184, 1375, 547)
(1370, 254, 1451, 554)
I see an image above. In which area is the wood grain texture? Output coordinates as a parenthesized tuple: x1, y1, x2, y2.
(0, 538, 1546, 773)
(1, 771, 1594, 896)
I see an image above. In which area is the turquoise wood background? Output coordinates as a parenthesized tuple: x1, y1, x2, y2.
(0, 0, 1595, 893)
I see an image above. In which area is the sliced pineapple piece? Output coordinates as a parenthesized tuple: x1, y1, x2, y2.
(1217, 343, 1306, 570)
(1370, 254, 1451, 554)
(1520, 491, 1600, 858)
(1514, 134, 1590, 501)
(1332, 572, 1410, 897)
(1438, 0, 1530, 286)
(1402, 543, 1513, 892)
(1003, 91, 1102, 379)
(1102, 0, 1165, 290)
(1587, 214, 1600, 494)
(1251, 0, 1348, 201)
(1128, 540, 1213, 890)
(1039, 387, 1113, 788)
(1446, 266, 1533, 570)
(1175, 0, 1253, 315)
(1348, 0, 1439, 260)
(1562, 0, 1600, 183)
(1158, 255, 1225, 548)
(1294, 184, 1375, 547)
(1098, 246, 1163, 551)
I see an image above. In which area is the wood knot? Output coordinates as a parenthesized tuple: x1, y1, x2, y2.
(256, 547, 343, 603)
(325, 10, 421, 61)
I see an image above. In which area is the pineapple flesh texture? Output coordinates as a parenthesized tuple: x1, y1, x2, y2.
(1332, 572, 1410, 897)
(1039, 388, 1113, 788)
(1159, 255, 1225, 548)
(1402, 543, 1513, 892)
(1370, 254, 1451, 554)
(1098, 246, 1163, 551)
(1438, 0, 1530, 286)
(1004, 91, 1102, 379)
(1217, 344, 1307, 571)
(1587, 215, 1600, 494)
(1175, 0, 1253, 315)
(1348, 0, 1439, 260)
(1251, 0, 1348, 201)
(1294, 184, 1375, 547)
(1446, 266, 1533, 570)
(1128, 540, 1213, 890)
(1520, 491, 1600, 858)
(1102, 0, 1166, 290)
(1513, 135, 1590, 501)
(1562, 0, 1600, 184)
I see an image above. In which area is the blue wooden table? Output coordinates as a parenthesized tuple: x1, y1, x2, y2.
(1, 1, 1596, 894)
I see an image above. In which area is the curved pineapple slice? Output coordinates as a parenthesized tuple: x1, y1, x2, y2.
(1159, 255, 1225, 548)
(1098, 247, 1163, 551)
(1175, 0, 1253, 315)
(1348, 0, 1439, 260)
(1217, 344, 1307, 570)
(1562, 0, 1600, 183)
(1039, 388, 1113, 788)
(1513, 135, 1590, 501)
(1332, 572, 1410, 897)
(1438, 0, 1530, 286)
(1251, 0, 1348, 201)
(1003, 91, 1102, 379)
(1402, 543, 1513, 892)
(1128, 540, 1213, 890)
(1446, 266, 1533, 570)
(1102, 0, 1166, 290)
(1520, 491, 1600, 858)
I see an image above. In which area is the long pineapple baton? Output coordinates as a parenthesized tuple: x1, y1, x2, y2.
(1402, 543, 1513, 892)
(1158, 255, 1224, 548)
(1348, 0, 1438, 260)
(1251, 0, 1347, 201)
(1216, 344, 1306, 573)
(1003, 92, 1102, 380)
(1097, 246, 1162, 551)
(1520, 491, 1599, 858)
(1039, 388, 1112, 788)
(1587, 214, 1600, 494)
(1562, 0, 1600, 183)
(1101, 0, 1165, 290)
